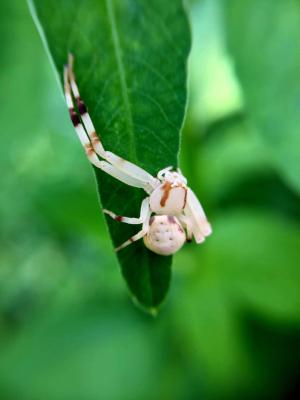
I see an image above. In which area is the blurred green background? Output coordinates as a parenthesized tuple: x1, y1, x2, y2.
(1, 1, 300, 399)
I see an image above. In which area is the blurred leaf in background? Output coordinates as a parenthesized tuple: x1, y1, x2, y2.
(0, 0, 300, 399)
(188, 0, 243, 125)
(224, 0, 300, 193)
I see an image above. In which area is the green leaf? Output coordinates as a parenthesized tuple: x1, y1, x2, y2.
(223, 0, 300, 193)
(198, 115, 272, 206)
(29, 0, 191, 310)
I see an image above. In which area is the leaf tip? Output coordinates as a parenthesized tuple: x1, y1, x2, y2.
(149, 307, 158, 317)
(131, 296, 159, 316)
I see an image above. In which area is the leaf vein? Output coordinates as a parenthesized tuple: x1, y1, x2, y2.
(105, 0, 137, 163)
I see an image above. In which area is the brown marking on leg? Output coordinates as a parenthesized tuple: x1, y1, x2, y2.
(85, 143, 94, 157)
(69, 108, 80, 126)
(90, 131, 101, 145)
(149, 216, 154, 225)
(160, 181, 172, 207)
(115, 216, 123, 222)
(77, 98, 87, 115)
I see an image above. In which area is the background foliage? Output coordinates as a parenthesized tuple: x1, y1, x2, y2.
(0, 0, 300, 399)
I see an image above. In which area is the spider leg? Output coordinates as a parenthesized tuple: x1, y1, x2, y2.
(66, 54, 106, 158)
(97, 161, 151, 189)
(115, 204, 151, 252)
(178, 214, 196, 242)
(184, 188, 212, 243)
(64, 66, 106, 168)
(66, 54, 159, 192)
(115, 228, 149, 252)
(103, 198, 150, 225)
(64, 67, 146, 188)
(104, 151, 159, 190)
(64, 64, 153, 191)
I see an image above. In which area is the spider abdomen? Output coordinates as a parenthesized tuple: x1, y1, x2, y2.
(149, 183, 187, 215)
(143, 215, 186, 256)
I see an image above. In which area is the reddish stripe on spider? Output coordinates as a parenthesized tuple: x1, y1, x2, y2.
(160, 181, 172, 207)
(183, 188, 188, 208)
(115, 216, 123, 222)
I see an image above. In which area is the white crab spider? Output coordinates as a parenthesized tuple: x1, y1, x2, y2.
(64, 54, 212, 256)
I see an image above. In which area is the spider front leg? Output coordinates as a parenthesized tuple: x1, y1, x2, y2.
(66, 54, 106, 158)
(64, 65, 154, 191)
(64, 65, 104, 165)
(64, 68, 146, 189)
(65, 54, 159, 193)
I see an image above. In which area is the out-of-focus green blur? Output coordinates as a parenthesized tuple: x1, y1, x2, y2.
(1, 1, 300, 399)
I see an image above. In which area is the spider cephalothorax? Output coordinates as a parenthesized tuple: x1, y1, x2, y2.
(64, 54, 212, 256)
(149, 168, 188, 216)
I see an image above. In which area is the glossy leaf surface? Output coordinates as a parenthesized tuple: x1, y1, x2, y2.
(29, 0, 191, 309)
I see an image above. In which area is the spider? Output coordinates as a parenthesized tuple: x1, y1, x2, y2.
(63, 54, 212, 256)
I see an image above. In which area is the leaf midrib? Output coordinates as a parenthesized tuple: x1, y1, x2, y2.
(105, 0, 137, 164)
(105, 0, 155, 305)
